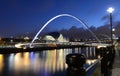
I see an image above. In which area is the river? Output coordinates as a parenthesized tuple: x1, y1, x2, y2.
(0, 47, 99, 76)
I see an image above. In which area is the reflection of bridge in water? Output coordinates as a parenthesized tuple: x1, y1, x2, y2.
(13, 41, 111, 60)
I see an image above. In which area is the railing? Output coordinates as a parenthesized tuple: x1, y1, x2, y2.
(86, 58, 102, 72)
(66, 46, 115, 76)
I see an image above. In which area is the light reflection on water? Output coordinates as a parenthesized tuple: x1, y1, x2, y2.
(0, 54, 3, 73)
(0, 48, 98, 76)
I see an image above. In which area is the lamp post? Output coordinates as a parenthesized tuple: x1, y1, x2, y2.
(106, 8, 115, 70)
(107, 7, 114, 45)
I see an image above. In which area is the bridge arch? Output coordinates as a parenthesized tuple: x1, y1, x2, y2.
(29, 14, 101, 48)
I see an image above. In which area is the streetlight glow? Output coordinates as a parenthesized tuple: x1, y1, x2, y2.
(106, 7, 115, 46)
(107, 7, 114, 13)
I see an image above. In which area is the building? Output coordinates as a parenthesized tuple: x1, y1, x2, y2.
(42, 32, 68, 43)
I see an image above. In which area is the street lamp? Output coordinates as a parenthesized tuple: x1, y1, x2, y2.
(106, 7, 116, 69)
(107, 7, 114, 45)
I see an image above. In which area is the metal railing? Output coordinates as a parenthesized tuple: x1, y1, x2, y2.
(66, 46, 115, 76)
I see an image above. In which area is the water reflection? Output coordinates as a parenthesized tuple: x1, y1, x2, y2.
(0, 54, 3, 73)
(0, 47, 99, 76)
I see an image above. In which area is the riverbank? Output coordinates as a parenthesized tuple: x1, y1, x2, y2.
(0, 45, 89, 54)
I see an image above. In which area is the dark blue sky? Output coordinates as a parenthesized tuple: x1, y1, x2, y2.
(0, 0, 120, 37)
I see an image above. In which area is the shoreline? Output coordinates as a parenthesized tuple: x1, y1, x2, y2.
(0, 45, 89, 54)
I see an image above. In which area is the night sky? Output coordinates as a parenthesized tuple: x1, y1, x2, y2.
(0, 0, 120, 37)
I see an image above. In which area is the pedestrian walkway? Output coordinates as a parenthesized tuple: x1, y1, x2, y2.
(112, 50, 120, 76)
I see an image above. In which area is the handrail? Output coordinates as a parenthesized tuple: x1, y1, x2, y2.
(86, 58, 102, 72)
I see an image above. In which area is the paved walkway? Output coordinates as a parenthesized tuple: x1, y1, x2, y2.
(112, 50, 120, 76)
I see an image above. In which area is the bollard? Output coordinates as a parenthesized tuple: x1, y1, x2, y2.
(66, 53, 86, 76)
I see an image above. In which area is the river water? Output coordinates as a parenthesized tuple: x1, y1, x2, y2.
(0, 47, 99, 76)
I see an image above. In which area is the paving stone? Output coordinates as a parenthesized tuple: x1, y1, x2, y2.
(112, 50, 120, 76)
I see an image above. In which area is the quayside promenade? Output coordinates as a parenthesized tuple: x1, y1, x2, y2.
(112, 46, 120, 76)
(91, 43, 120, 76)
(112, 54, 120, 76)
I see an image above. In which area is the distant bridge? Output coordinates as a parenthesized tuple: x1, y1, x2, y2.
(14, 42, 112, 49)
